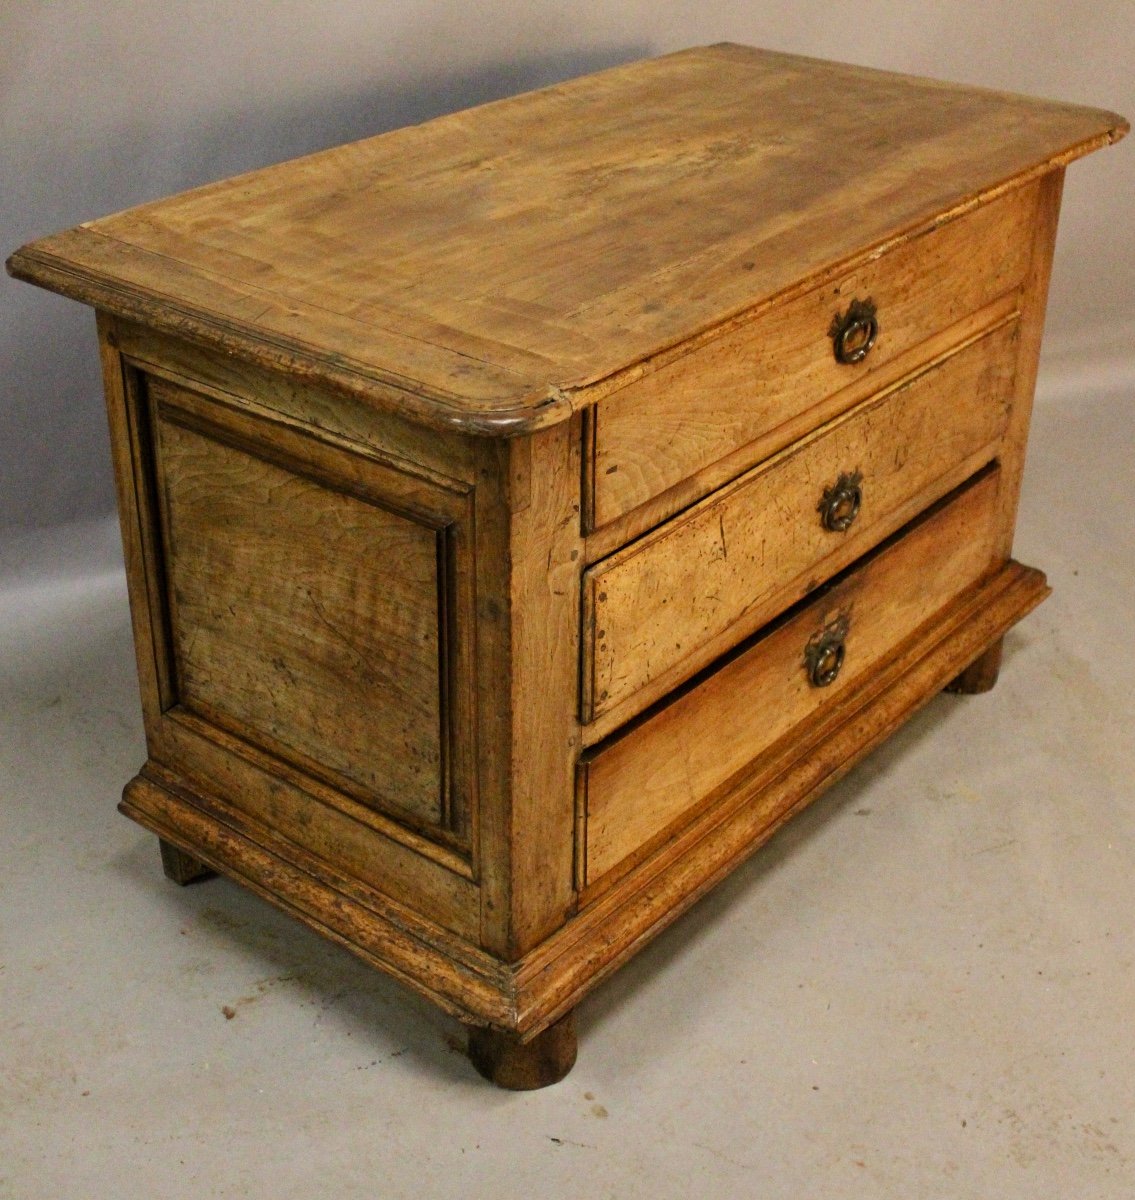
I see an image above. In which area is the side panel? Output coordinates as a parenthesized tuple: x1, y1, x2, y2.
(98, 318, 482, 938)
(155, 395, 449, 830)
(990, 168, 1065, 560)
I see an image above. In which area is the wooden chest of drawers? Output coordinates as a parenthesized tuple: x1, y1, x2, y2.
(9, 45, 1125, 1088)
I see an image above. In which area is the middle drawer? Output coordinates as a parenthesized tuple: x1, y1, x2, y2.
(581, 317, 1018, 731)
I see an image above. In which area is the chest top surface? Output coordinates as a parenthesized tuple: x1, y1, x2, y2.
(8, 44, 1126, 433)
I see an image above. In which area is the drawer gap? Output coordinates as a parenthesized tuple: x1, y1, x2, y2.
(581, 458, 1000, 763)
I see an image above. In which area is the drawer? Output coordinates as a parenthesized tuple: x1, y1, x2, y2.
(587, 183, 1036, 531)
(582, 317, 1017, 730)
(578, 465, 1003, 891)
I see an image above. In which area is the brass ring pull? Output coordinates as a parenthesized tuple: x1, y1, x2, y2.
(830, 298, 878, 364)
(804, 614, 849, 688)
(818, 471, 863, 533)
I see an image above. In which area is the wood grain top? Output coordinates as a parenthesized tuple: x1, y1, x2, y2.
(8, 44, 1126, 435)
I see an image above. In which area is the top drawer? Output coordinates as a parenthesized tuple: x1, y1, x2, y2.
(586, 183, 1038, 531)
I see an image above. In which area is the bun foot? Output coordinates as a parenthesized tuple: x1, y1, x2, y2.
(946, 637, 1003, 694)
(159, 837, 215, 885)
(467, 1010, 577, 1089)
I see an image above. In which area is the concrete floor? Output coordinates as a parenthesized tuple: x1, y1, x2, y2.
(2, 383, 1133, 1199)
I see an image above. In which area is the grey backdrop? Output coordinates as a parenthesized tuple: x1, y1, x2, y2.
(4, 1, 1132, 530)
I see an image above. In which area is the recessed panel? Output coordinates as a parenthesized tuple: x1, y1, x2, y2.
(156, 411, 447, 830)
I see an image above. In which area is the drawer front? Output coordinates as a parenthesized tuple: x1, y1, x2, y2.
(582, 318, 1017, 729)
(579, 466, 1003, 890)
(588, 183, 1036, 531)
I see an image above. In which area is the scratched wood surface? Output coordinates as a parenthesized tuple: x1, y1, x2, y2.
(12, 50, 1122, 1080)
(98, 317, 484, 936)
(8, 45, 1126, 433)
(583, 318, 1019, 730)
(153, 377, 448, 831)
(580, 466, 1004, 890)
(588, 182, 1035, 528)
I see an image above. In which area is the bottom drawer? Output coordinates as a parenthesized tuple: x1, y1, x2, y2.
(578, 464, 1004, 891)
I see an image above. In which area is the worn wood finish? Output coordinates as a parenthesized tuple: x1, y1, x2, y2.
(97, 323, 486, 939)
(581, 468, 1004, 890)
(514, 562, 1051, 1032)
(117, 560, 1049, 1042)
(120, 766, 516, 1026)
(153, 385, 451, 832)
(502, 423, 584, 954)
(468, 419, 584, 961)
(155, 704, 480, 928)
(96, 313, 178, 736)
(8, 47, 1123, 1086)
(109, 317, 480, 486)
(588, 184, 1035, 529)
(582, 293, 1020, 564)
(583, 319, 1018, 728)
(991, 168, 1066, 563)
(7, 48, 1125, 434)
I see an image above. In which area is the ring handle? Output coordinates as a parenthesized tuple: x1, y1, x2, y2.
(804, 614, 850, 688)
(830, 298, 879, 365)
(818, 471, 863, 533)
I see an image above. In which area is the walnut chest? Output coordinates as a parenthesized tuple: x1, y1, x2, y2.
(9, 45, 1126, 1088)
